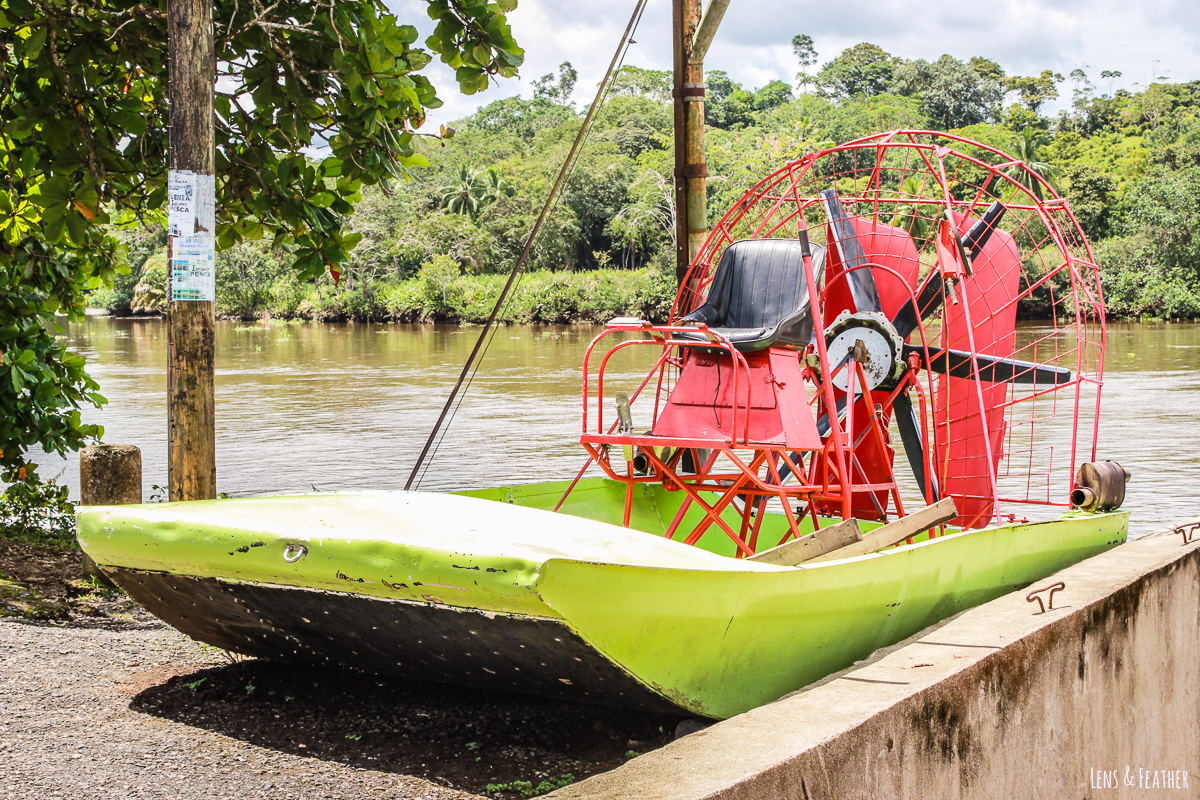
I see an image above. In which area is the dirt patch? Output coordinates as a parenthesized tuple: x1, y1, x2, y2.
(0, 537, 82, 597)
(0, 537, 142, 621)
(132, 658, 677, 797)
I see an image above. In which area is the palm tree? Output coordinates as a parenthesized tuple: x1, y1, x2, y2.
(438, 166, 515, 219)
(477, 167, 515, 206)
(438, 166, 487, 218)
(1006, 127, 1060, 200)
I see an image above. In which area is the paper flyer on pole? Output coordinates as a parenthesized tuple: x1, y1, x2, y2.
(193, 173, 216, 235)
(171, 235, 216, 301)
(167, 170, 216, 237)
(166, 170, 196, 238)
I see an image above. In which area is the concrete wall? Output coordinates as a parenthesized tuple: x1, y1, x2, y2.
(552, 523, 1200, 800)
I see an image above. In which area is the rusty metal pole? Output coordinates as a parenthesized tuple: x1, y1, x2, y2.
(675, 0, 728, 288)
(685, 0, 730, 273)
(672, 0, 702, 286)
(166, 0, 216, 501)
(682, 40, 707, 273)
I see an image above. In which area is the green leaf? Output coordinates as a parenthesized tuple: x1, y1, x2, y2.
(383, 33, 407, 57)
(36, 176, 70, 206)
(25, 26, 47, 58)
(43, 210, 65, 244)
(310, 192, 336, 208)
(64, 209, 86, 246)
(455, 66, 484, 83)
(75, 186, 99, 214)
(216, 226, 238, 250)
(497, 0, 518, 11)
(240, 222, 264, 241)
(407, 50, 432, 71)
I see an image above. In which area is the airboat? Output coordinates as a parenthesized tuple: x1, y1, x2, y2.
(78, 132, 1129, 720)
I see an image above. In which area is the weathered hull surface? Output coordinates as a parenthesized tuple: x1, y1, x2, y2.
(78, 480, 1129, 719)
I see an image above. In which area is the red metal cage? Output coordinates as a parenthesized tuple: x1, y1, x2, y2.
(566, 130, 1105, 552)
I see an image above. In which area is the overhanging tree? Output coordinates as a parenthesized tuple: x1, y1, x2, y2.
(817, 43, 896, 99)
(0, 0, 522, 495)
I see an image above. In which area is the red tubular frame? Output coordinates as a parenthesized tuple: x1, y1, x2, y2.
(555, 130, 1105, 551)
(567, 313, 924, 552)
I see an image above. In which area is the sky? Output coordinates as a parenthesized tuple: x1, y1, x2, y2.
(387, 0, 1200, 129)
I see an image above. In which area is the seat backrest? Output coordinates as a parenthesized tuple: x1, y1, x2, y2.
(695, 239, 815, 331)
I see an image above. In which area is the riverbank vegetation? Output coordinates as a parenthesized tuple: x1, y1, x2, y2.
(92, 45, 1200, 322)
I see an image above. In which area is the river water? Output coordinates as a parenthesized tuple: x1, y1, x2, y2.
(31, 317, 1200, 538)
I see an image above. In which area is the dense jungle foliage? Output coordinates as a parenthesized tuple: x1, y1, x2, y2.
(94, 44, 1200, 323)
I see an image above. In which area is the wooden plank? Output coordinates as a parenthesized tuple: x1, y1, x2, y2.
(747, 518, 862, 566)
(806, 497, 959, 564)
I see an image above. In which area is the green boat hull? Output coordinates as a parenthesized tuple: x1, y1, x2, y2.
(77, 478, 1128, 719)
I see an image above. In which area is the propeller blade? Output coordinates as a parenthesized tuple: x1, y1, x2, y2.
(773, 451, 805, 484)
(816, 393, 852, 438)
(893, 392, 939, 503)
(821, 189, 881, 314)
(890, 271, 946, 339)
(905, 345, 1073, 385)
(962, 200, 1007, 257)
(815, 350, 856, 437)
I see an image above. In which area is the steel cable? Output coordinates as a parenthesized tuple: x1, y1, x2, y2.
(406, 0, 651, 490)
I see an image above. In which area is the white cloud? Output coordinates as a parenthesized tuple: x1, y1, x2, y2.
(386, 0, 1200, 127)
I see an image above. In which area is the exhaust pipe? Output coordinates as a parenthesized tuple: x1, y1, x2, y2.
(1071, 461, 1131, 511)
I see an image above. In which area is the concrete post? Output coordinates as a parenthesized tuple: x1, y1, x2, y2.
(78, 444, 142, 584)
(80, 445, 142, 506)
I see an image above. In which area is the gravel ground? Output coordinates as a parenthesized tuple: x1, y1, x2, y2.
(0, 613, 488, 800)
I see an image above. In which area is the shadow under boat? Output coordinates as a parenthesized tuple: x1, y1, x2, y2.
(129, 657, 675, 795)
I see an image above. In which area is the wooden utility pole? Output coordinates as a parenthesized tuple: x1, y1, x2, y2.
(166, 0, 217, 501)
(672, 0, 701, 285)
(673, 0, 731, 286)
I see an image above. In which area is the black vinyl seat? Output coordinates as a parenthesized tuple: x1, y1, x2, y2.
(677, 238, 825, 353)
